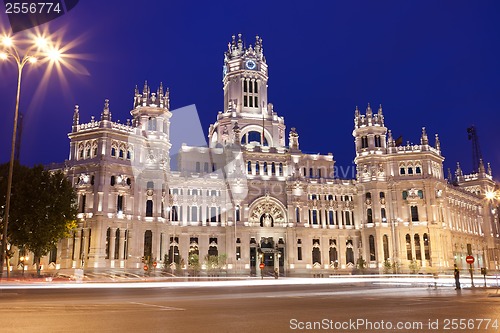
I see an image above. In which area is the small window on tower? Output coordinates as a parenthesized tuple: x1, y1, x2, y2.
(249, 96, 253, 107)
(243, 96, 248, 107)
(254, 96, 258, 108)
(254, 81, 258, 93)
(249, 80, 253, 93)
(243, 80, 247, 93)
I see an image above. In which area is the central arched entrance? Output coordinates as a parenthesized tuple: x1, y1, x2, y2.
(248, 195, 288, 276)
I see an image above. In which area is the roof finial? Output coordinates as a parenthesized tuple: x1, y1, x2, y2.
(421, 127, 428, 145)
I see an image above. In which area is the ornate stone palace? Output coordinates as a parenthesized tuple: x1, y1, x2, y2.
(12, 34, 500, 276)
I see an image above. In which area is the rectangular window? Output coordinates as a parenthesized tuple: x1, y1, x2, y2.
(244, 96, 248, 107)
(243, 80, 247, 92)
(249, 96, 253, 107)
(411, 206, 419, 221)
(146, 200, 153, 217)
(254, 96, 258, 108)
(236, 246, 241, 260)
(117, 195, 123, 213)
(297, 247, 302, 261)
(254, 81, 258, 93)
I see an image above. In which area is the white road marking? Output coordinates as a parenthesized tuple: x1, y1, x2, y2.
(129, 301, 185, 311)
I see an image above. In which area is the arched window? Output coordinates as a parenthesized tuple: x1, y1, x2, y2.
(400, 166, 406, 175)
(271, 162, 276, 175)
(416, 166, 422, 174)
(408, 167, 414, 175)
(361, 136, 368, 148)
(114, 229, 120, 259)
(406, 234, 412, 260)
(255, 161, 260, 174)
(383, 235, 389, 260)
(374, 135, 381, 147)
(381, 208, 387, 222)
(247, 161, 252, 174)
(423, 233, 430, 259)
(309, 168, 313, 178)
(119, 149, 124, 159)
(369, 235, 376, 261)
(328, 210, 334, 225)
(279, 163, 283, 176)
(263, 162, 268, 174)
(144, 230, 152, 259)
(367, 208, 373, 223)
(105, 228, 110, 259)
(414, 234, 421, 260)
(111, 147, 116, 157)
(295, 207, 300, 223)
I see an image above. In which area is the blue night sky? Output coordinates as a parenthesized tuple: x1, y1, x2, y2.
(0, 1, 499, 179)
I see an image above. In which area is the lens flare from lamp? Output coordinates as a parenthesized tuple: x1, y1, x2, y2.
(2, 36, 13, 47)
(47, 48, 62, 61)
(486, 191, 495, 200)
(0, 52, 7, 60)
(28, 56, 38, 64)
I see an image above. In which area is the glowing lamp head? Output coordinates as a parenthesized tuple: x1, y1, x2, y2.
(2, 36, 13, 47)
(47, 48, 62, 61)
(486, 191, 496, 200)
(35, 37, 49, 49)
(28, 56, 38, 64)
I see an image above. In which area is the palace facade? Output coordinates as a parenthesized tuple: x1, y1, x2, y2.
(13, 34, 500, 276)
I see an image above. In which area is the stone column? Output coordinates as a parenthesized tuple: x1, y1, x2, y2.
(119, 230, 126, 260)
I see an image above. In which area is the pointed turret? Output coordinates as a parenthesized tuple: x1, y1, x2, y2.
(72, 105, 79, 132)
(387, 129, 395, 148)
(479, 159, 486, 174)
(487, 162, 493, 176)
(421, 127, 429, 145)
(435, 134, 441, 152)
(455, 162, 463, 181)
(289, 127, 299, 150)
(101, 99, 111, 122)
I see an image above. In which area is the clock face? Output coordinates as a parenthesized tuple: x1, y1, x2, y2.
(245, 59, 256, 70)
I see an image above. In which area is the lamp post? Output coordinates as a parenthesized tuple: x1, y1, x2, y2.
(19, 255, 28, 277)
(0, 34, 61, 278)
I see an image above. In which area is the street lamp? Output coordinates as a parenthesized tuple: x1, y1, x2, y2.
(19, 255, 28, 277)
(0, 33, 62, 278)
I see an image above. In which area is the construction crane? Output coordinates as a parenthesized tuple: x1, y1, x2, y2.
(467, 125, 483, 173)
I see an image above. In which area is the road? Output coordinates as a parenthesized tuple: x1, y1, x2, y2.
(0, 280, 499, 333)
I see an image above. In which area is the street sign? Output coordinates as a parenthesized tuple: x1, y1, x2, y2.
(466, 255, 474, 264)
(259, 263, 265, 269)
(143, 264, 149, 271)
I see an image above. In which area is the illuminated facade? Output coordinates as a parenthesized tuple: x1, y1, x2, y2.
(12, 34, 500, 276)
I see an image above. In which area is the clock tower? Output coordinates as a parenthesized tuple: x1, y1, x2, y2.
(223, 34, 268, 115)
(209, 34, 285, 148)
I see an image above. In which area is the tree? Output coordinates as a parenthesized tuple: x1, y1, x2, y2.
(0, 163, 77, 276)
